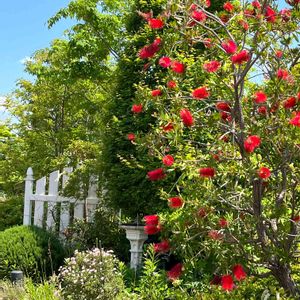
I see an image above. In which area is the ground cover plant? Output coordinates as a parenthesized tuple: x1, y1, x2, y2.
(124, 0, 300, 297)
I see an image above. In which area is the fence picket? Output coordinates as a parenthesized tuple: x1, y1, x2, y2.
(33, 176, 46, 227)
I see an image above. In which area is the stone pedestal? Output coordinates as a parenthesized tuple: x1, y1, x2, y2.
(120, 225, 148, 270)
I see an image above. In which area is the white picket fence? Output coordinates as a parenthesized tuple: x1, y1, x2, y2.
(23, 167, 99, 235)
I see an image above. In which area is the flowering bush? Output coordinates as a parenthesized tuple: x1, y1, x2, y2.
(58, 248, 125, 300)
(129, 0, 300, 297)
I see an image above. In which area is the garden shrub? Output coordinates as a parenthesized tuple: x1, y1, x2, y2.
(0, 225, 65, 280)
(58, 248, 125, 300)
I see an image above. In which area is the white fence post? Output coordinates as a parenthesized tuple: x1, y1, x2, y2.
(46, 170, 60, 230)
(86, 176, 98, 222)
(23, 167, 34, 225)
(33, 176, 46, 227)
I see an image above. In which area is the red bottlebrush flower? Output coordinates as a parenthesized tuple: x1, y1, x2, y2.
(219, 218, 228, 228)
(154, 240, 170, 253)
(169, 197, 183, 208)
(223, 2, 234, 12)
(138, 38, 162, 59)
(180, 109, 194, 127)
(127, 133, 135, 141)
(258, 167, 271, 179)
(231, 50, 250, 65)
(162, 122, 174, 132)
(171, 61, 185, 74)
(192, 87, 210, 99)
(221, 275, 234, 291)
(159, 56, 172, 68)
(144, 215, 159, 226)
(221, 40, 237, 54)
(292, 215, 300, 222)
(203, 38, 213, 48)
(283, 97, 297, 109)
(151, 89, 162, 97)
(191, 10, 207, 22)
(167, 80, 177, 89)
(289, 112, 300, 127)
(257, 106, 267, 115)
(162, 154, 174, 166)
(219, 12, 230, 23)
(199, 167, 215, 178)
(244, 135, 261, 153)
(131, 104, 143, 113)
(251, 0, 261, 9)
(277, 69, 289, 80)
(148, 18, 164, 29)
(210, 275, 222, 285)
(216, 102, 231, 112)
(233, 264, 247, 281)
(254, 91, 267, 104)
(208, 230, 223, 240)
(275, 50, 283, 58)
(167, 263, 183, 281)
(220, 112, 232, 122)
(203, 60, 221, 72)
(198, 207, 207, 218)
(144, 224, 160, 235)
(205, 0, 211, 8)
(265, 6, 276, 23)
(147, 168, 166, 181)
(189, 3, 197, 10)
(280, 9, 291, 22)
(239, 19, 249, 30)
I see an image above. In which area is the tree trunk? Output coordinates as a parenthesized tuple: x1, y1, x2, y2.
(271, 263, 299, 297)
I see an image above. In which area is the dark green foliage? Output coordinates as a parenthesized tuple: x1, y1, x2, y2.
(0, 226, 66, 281)
(0, 196, 23, 232)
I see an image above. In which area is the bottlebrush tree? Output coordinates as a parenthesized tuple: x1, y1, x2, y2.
(131, 0, 300, 296)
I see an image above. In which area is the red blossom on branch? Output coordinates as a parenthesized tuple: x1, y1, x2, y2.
(191, 10, 207, 22)
(192, 87, 210, 99)
(144, 215, 159, 226)
(131, 104, 143, 113)
(199, 167, 215, 178)
(257, 106, 267, 115)
(265, 6, 277, 23)
(231, 50, 250, 64)
(219, 218, 228, 228)
(147, 168, 166, 181)
(233, 264, 247, 281)
(244, 135, 261, 153)
(171, 61, 185, 73)
(168, 197, 184, 208)
(251, 0, 261, 9)
(148, 18, 164, 29)
(223, 2, 234, 12)
(138, 38, 162, 59)
(277, 69, 289, 80)
(283, 97, 297, 109)
(162, 154, 174, 166)
(208, 230, 223, 240)
(203, 61, 221, 72)
(154, 240, 170, 253)
(216, 102, 231, 112)
(180, 109, 194, 127)
(151, 89, 162, 97)
(289, 112, 300, 127)
(253, 91, 267, 104)
(127, 133, 135, 141)
(159, 56, 172, 68)
(258, 167, 271, 179)
(167, 80, 177, 89)
(162, 122, 174, 131)
(221, 40, 237, 54)
(167, 263, 183, 281)
(221, 274, 235, 291)
(275, 50, 283, 58)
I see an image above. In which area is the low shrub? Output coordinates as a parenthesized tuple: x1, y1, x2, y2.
(0, 225, 65, 281)
(58, 248, 125, 300)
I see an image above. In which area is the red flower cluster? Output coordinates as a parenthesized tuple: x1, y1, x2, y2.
(168, 197, 183, 208)
(159, 56, 172, 68)
(253, 91, 267, 104)
(219, 265, 247, 291)
(152, 89, 162, 97)
(244, 135, 261, 153)
(167, 80, 177, 89)
(199, 167, 215, 178)
(191, 10, 207, 22)
(180, 109, 194, 127)
(167, 263, 183, 281)
(258, 167, 271, 179)
(265, 6, 276, 23)
(192, 86, 210, 99)
(208, 230, 223, 240)
(221, 275, 234, 291)
(154, 240, 170, 253)
(171, 61, 185, 73)
(162, 154, 174, 166)
(219, 218, 228, 228)
(233, 264, 247, 281)
(127, 133, 135, 141)
(257, 106, 267, 115)
(147, 168, 166, 181)
(131, 104, 143, 113)
(216, 102, 231, 112)
(162, 122, 174, 132)
(290, 112, 300, 127)
(275, 50, 283, 58)
(148, 18, 164, 29)
(144, 215, 161, 235)
(223, 2, 234, 12)
(277, 69, 289, 80)
(251, 0, 261, 9)
(283, 97, 297, 109)
(231, 50, 250, 64)
(203, 61, 221, 72)
(221, 40, 237, 54)
(139, 38, 162, 59)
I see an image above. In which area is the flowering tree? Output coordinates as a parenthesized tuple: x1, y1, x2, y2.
(130, 0, 300, 296)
